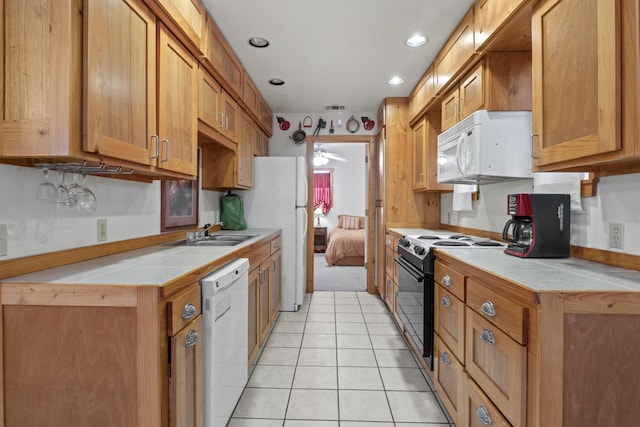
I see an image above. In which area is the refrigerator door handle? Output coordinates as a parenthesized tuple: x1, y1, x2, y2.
(301, 208, 308, 239)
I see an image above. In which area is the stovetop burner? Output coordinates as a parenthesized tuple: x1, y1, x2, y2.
(417, 235, 442, 240)
(432, 240, 470, 247)
(473, 241, 503, 247)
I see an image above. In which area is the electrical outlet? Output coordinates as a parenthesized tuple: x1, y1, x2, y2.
(0, 224, 7, 256)
(609, 222, 624, 249)
(97, 219, 108, 242)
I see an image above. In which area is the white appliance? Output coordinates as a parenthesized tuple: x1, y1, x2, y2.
(437, 110, 532, 184)
(201, 258, 249, 427)
(242, 156, 308, 311)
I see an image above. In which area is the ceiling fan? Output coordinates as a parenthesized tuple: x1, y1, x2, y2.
(313, 145, 347, 166)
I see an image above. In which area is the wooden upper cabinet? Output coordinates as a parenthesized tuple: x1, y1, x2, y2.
(84, 0, 156, 167)
(409, 65, 435, 123)
(203, 14, 243, 97)
(475, 0, 527, 48)
(258, 96, 274, 136)
(242, 74, 260, 117)
(434, 7, 475, 94)
(154, 0, 206, 53)
(237, 110, 254, 188)
(157, 25, 198, 176)
(220, 91, 240, 143)
(532, 0, 624, 170)
(441, 52, 532, 131)
(412, 111, 451, 192)
(1, 0, 83, 158)
(198, 67, 239, 144)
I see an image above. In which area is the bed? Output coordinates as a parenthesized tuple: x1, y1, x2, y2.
(324, 215, 366, 266)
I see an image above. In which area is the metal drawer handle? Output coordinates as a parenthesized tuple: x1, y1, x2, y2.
(476, 405, 492, 425)
(441, 274, 451, 286)
(182, 303, 197, 320)
(441, 295, 451, 308)
(185, 330, 199, 347)
(480, 301, 496, 317)
(440, 352, 450, 365)
(480, 328, 495, 346)
(386, 249, 391, 256)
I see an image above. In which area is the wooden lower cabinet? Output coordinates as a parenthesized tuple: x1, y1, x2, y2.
(435, 284, 465, 361)
(460, 375, 511, 427)
(269, 250, 282, 323)
(248, 267, 260, 363)
(434, 335, 465, 422)
(169, 316, 203, 427)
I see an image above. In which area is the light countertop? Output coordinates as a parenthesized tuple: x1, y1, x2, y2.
(1, 229, 279, 287)
(389, 227, 640, 293)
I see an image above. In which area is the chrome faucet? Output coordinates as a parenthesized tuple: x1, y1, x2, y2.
(190, 222, 223, 242)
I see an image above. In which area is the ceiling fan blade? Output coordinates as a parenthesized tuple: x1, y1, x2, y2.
(322, 152, 348, 162)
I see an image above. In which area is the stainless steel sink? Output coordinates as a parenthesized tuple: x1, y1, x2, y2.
(165, 234, 258, 247)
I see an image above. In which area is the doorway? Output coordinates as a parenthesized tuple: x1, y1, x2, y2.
(305, 136, 376, 294)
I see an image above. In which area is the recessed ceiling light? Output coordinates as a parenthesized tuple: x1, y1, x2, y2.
(248, 37, 269, 48)
(406, 34, 428, 47)
(269, 78, 285, 86)
(388, 76, 404, 86)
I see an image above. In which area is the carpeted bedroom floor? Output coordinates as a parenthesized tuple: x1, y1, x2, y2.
(313, 253, 367, 292)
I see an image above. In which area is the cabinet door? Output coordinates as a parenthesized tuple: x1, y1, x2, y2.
(532, 0, 620, 167)
(84, 0, 156, 167)
(170, 316, 203, 427)
(412, 118, 427, 191)
(1, 0, 83, 158)
(220, 91, 240, 143)
(409, 65, 435, 122)
(237, 110, 254, 188)
(198, 68, 223, 135)
(157, 25, 198, 176)
(435, 285, 465, 362)
(258, 96, 273, 135)
(435, 7, 475, 92)
(459, 61, 484, 119)
(156, 0, 205, 52)
(258, 264, 270, 343)
(269, 251, 282, 323)
(465, 308, 526, 426)
(459, 375, 511, 427)
(243, 74, 259, 116)
(248, 268, 259, 363)
(475, 0, 526, 48)
(441, 88, 460, 131)
(203, 16, 243, 95)
(434, 336, 465, 424)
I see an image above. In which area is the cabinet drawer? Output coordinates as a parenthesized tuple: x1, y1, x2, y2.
(460, 375, 511, 427)
(167, 285, 202, 336)
(435, 285, 465, 362)
(270, 236, 282, 254)
(467, 278, 527, 344)
(465, 308, 526, 426)
(434, 261, 465, 301)
(434, 335, 465, 425)
(248, 243, 271, 270)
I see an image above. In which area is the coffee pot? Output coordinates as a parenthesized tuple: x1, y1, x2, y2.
(502, 218, 532, 247)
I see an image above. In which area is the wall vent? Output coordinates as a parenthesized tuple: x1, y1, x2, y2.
(324, 105, 346, 111)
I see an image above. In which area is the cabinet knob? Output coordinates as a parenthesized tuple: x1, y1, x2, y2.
(440, 295, 451, 308)
(480, 300, 496, 317)
(480, 328, 496, 346)
(440, 351, 450, 365)
(475, 405, 493, 426)
(185, 330, 199, 347)
(182, 303, 197, 320)
(441, 274, 451, 286)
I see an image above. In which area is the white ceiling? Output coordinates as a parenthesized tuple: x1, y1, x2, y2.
(200, 0, 475, 114)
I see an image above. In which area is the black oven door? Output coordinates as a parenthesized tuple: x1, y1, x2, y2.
(395, 256, 433, 370)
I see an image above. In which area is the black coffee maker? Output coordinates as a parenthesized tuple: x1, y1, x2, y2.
(502, 193, 571, 258)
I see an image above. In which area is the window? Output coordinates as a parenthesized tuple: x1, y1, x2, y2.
(313, 169, 333, 214)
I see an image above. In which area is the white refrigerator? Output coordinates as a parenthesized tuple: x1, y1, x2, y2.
(241, 156, 308, 311)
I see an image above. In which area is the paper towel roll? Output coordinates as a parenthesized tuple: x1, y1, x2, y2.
(533, 172, 587, 213)
(452, 184, 477, 211)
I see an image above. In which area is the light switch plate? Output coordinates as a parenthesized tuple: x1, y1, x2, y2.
(0, 224, 7, 256)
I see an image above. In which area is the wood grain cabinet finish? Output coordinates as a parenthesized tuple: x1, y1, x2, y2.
(441, 52, 532, 131)
(411, 111, 451, 192)
(532, 0, 635, 171)
(1, 0, 84, 158)
(459, 374, 511, 427)
(434, 335, 466, 423)
(155, 0, 206, 53)
(269, 250, 282, 323)
(248, 266, 259, 363)
(408, 65, 435, 122)
(466, 308, 526, 426)
(434, 7, 475, 94)
(435, 284, 465, 362)
(237, 110, 254, 188)
(474, 0, 528, 48)
(202, 14, 243, 97)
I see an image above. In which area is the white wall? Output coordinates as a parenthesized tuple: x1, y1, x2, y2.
(0, 157, 224, 261)
(314, 144, 367, 231)
(441, 173, 640, 255)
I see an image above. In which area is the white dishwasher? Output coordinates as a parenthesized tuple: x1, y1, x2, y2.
(201, 258, 249, 427)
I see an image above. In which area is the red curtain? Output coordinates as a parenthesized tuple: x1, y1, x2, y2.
(313, 173, 332, 214)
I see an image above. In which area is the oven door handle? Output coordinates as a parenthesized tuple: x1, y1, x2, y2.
(395, 257, 424, 282)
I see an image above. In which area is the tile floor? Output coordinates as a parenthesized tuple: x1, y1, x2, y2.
(229, 291, 455, 427)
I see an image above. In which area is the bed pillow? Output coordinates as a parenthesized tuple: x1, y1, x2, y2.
(341, 215, 361, 230)
(338, 215, 365, 229)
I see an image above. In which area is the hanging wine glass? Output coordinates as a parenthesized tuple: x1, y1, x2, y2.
(56, 171, 73, 209)
(36, 168, 56, 203)
(77, 174, 97, 212)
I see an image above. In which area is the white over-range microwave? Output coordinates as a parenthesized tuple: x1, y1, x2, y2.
(437, 110, 533, 184)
